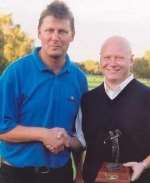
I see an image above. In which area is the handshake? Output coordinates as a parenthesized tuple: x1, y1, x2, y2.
(41, 127, 73, 154)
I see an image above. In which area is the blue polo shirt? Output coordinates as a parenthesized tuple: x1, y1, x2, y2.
(0, 47, 88, 168)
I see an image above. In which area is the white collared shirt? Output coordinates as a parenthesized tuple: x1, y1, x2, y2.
(104, 74, 134, 100)
(75, 74, 134, 147)
(75, 107, 86, 147)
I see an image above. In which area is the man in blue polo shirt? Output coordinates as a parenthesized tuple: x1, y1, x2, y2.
(0, 1, 88, 183)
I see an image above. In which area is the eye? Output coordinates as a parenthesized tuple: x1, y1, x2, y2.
(59, 29, 68, 35)
(116, 56, 124, 61)
(45, 28, 54, 33)
(103, 56, 111, 60)
(41, 27, 54, 34)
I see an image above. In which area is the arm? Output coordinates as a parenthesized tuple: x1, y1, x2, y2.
(0, 125, 46, 143)
(124, 155, 150, 182)
(71, 107, 85, 183)
(0, 125, 69, 153)
(0, 68, 68, 153)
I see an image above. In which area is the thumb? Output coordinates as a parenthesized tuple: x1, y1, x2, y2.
(123, 162, 136, 167)
(131, 170, 138, 182)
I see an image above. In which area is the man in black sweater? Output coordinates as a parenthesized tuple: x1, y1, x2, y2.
(81, 36, 150, 183)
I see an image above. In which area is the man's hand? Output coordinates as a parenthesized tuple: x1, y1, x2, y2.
(124, 161, 146, 182)
(41, 127, 69, 154)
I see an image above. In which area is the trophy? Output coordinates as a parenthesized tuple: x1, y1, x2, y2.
(95, 129, 130, 183)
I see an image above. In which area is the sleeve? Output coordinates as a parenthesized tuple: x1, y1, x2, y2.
(0, 66, 19, 133)
(75, 107, 86, 147)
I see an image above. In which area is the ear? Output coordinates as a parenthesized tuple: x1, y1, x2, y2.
(37, 28, 41, 39)
(70, 31, 75, 42)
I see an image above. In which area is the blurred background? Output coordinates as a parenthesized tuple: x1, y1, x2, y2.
(1, 0, 150, 88)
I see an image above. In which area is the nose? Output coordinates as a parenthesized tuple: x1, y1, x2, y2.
(51, 31, 60, 40)
(109, 57, 117, 65)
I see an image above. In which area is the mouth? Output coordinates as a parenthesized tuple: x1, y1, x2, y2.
(107, 68, 120, 73)
(51, 45, 60, 48)
(49, 46, 62, 51)
(47, 43, 61, 48)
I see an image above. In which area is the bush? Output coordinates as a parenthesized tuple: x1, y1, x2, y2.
(133, 58, 150, 78)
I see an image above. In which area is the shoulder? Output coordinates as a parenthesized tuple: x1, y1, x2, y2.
(70, 62, 86, 79)
(82, 84, 103, 102)
(3, 52, 32, 72)
(66, 55, 85, 76)
(0, 52, 33, 83)
(128, 79, 150, 104)
(132, 79, 150, 93)
(68, 61, 88, 92)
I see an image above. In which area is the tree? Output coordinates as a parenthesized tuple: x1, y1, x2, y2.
(133, 57, 150, 78)
(144, 50, 150, 62)
(0, 28, 7, 72)
(0, 13, 33, 73)
(77, 60, 101, 75)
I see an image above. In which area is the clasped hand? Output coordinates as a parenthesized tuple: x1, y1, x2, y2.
(42, 127, 71, 154)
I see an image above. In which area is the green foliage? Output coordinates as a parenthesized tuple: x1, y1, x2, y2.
(144, 50, 150, 62)
(77, 60, 101, 75)
(133, 50, 150, 78)
(77, 56, 150, 79)
(87, 74, 103, 89)
(0, 13, 33, 73)
(0, 27, 7, 73)
(133, 57, 150, 78)
(88, 74, 150, 90)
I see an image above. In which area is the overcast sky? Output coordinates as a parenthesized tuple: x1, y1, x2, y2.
(0, 0, 150, 62)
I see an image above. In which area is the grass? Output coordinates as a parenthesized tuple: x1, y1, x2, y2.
(87, 74, 150, 89)
(87, 74, 103, 89)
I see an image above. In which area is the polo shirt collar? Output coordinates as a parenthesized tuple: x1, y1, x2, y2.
(60, 54, 72, 74)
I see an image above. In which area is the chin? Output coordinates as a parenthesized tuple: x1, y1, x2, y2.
(107, 75, 118, 80)
(107, 77, 118, 82)
(48, 53, 62, 58)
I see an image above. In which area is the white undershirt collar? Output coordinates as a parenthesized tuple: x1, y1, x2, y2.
(104, 74, 134, 100)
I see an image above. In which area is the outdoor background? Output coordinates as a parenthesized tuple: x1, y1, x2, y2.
(1, 0, 150, 170)
(1, 0, 150, 88)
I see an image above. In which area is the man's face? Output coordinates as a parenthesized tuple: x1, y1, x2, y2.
(38, 16, 74, 58)
(100, 41, 133, 84)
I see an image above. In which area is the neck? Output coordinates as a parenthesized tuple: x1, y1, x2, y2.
(105, 80, 120, 90)
(105, 74, 131, 90)
(39, 50, 66, 74)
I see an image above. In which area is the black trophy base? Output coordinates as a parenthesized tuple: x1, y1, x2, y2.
(95, 162, 130, 183)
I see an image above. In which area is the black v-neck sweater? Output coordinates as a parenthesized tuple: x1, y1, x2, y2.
(81, 79, 150, 182)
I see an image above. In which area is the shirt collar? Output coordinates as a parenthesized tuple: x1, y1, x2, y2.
(104, 74, 134, 100)
(32, 47, 72, 74)
(59, 54, 72, 74)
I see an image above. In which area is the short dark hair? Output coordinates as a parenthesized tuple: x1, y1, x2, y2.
(38, 1, 75, 33)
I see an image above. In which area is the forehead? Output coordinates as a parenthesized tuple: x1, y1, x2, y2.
(101, 39, 130, 56)
(39, 15, 71, 29)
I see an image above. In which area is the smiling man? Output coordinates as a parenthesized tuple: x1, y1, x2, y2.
(80, 36, 150, 183)
(0, 1, 88, 183)
(100, 36, 133, 90)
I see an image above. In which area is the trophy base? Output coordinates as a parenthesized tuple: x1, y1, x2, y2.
(95, 162, 130, 183)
